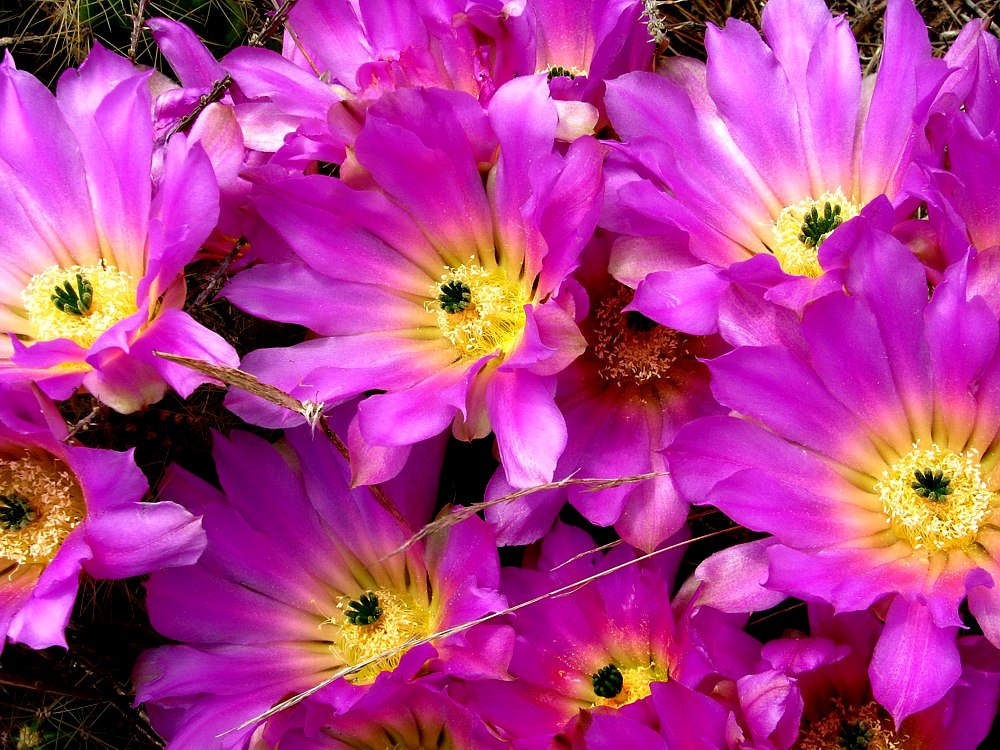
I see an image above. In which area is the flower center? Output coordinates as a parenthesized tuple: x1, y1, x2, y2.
(592, 282, 688, 385)
(22, 263, 137, 348)
(875, 443, 995, 553)
(770, 190, 860, 277)
(428, 260, 525, 359)
(796, 700, 905, 750)
(590, 661, 666, 708)
(332, 588, 429, 685)
(0, 453, 85, 565)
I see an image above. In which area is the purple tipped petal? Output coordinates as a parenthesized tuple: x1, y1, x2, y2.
(488, 368, 565, 487)
(147, 17, 225, 89)
(630, 265, 727, 335)
(132, 308, 239, 397)
(692, 539, 787, 614)
(704, 18, 808, 205)
(83, 502, 206, 579)
(870, 596, 961, 725)
(859, 0, 939, 199)
(7, 534, 91, 649)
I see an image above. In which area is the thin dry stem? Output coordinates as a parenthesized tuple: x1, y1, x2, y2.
(384, 471, 667, 559)
(190, 237, 246, 309)
(149, 352, 413, 532)
(549, 539, 623, 571)
(222, 525, 742, 737)
(127, 0, 148, 62)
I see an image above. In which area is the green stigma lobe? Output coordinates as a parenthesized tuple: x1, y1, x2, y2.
(345, 591, 382, 626)
(0, 494, 36, 531)
(51, 274, 94, 316)
(592, 664, 624, 699)
(438, 280, 472, 314)
(798, 201, 843, 248)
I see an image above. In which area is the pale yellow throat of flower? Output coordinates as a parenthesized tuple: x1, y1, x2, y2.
(22, 263, 137, 348)
(0, 452, 85, 566)
(428, 259, 526, 360)
(770, 190, 861, 277)
(327, 589, 430, 685)
(875, 442, 996, 554)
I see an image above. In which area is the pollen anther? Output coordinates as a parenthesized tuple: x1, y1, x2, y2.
(329, 588, 429, 685)
(590, 661, 666, 708)
(23, 263, 137, 348)
(796, 699, 905, 750)
(875, 443, 995, 553)
(0, 452, 85, 565)
(428, 259, 525, 359)
(592, 283, 687, 385)
(770, 189, 861, 277)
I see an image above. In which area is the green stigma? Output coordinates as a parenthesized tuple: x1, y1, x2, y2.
(911, 468, 954, 502)
(838, 719, 873, 750)
(438, 280, 472, 314)
(592, 663, 624, 699)
(345, 592, 382, 626)
(51, 273, 93, 316)
(798, 201, 843, 248)
(0, 494, 36, 532)
(547, 65, 576, 81)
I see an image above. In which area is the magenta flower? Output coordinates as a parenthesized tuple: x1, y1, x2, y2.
(0, 46, 239, 413)
(553, 680, 732, 750)
(706, 604, 1000, 749)
(668, 224, 1000, 723)
(469, 0, 654, 113)
(150, 15, 350, 236)
(907, 28, 1000, 274)
(602, 0, 954, 332)
(487, 238, 726, 551)
(224, 77, 602, 487)
(0, 384, 205, 652)
(287, 0, 488, 102)
(780, 605, 1000, 750)
(470, 523, 758, 745)
(135, 427, 511, 749)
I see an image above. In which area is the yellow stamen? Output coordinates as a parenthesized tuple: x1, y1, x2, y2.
(427, 259, 525, 359)
(875, 443, 995, 553)
(770, 190, 861, 277)
(22, 263, 137, 348)
(592, 283, 687, 385)
(592, 662, 666, 708)
(0, 452, 85, 565)
(796, 699, 907, 750)
(328, 588, 429, 685)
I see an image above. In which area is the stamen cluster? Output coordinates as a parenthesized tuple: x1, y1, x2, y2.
(797, 700, 904, 750)
(875, 443, 995, 553)
(330, 588, 429, 684)
(428, 261, 526, 359)
(0, 453, 84, 565)
(21, 263, 137, 349)
(592, 283, 687, 385)
(770, 190, 860, 277)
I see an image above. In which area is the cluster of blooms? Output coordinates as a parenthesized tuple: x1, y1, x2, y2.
(5, 0, 1000, 746)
